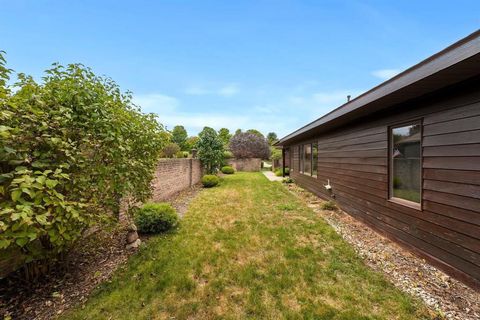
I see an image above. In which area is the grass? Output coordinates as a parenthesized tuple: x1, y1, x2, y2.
(63, 172, 430, 320)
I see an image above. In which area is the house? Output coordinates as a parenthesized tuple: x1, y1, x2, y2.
(276, 30, 480, 289)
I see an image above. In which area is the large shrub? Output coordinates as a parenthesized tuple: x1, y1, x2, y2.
(0, 55, 167, 271)
(221, 166, 235, 174)
(162, 142, 180, 158)
(196, 127, 224, 174)
(201, 175, 219, 188)
(229, 132, 271, 159)
(135, 203, 179, 234)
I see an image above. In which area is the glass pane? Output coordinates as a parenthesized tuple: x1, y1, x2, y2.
(304, 144, 312, 175)
(392, 124, 421, 203)
(312, 143, 318, 177)
(299, 146, 303, 173)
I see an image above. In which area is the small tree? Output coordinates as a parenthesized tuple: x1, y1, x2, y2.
(246, 129, 264, 138)
(185, 136, 199, 152)
(162, 142, 180, 158)
(229, 132, 271, 159)
(218, 128, 232, 147)
(267, 132, 278, 145)
(171, 125, 188, 151)
(196, 127, 224, 173)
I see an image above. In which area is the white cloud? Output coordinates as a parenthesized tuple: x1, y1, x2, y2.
(217, 84, 239, 97)
(184, 86, 209, 95)
(371, 68, 401, 80)
(132, 93, 179, 113)
(184, 83, 239, 97)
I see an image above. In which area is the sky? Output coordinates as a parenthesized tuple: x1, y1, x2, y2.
(1, 1, 479, 138)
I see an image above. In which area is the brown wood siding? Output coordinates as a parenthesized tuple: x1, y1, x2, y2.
(289, 79, 480, 289)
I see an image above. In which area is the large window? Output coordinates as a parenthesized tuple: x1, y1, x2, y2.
(390, 122, 422, 206)
(303, 144, 312, 175)
(299, 142, 318, 177)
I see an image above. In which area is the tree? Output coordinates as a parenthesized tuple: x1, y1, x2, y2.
(171, 125, 188, 151)
(218, 128, 232, 147)
(196, 127, 224, 173)
(246, 129, 264, 138)
(162, 142, 180, 158)
(267, 132, 278, 145)
(235, 128, 242, 135)
(0, 55, 168, 277)
(229, 132, 271, 159)
(185, 136, 199, 152)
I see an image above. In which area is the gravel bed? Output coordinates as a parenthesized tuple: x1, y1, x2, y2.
(285, 183, 480, 320)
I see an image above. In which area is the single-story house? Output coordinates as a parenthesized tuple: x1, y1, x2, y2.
(276, 30, 480, 289)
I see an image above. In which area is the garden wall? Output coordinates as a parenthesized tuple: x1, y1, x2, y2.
(151, 158, 202, 201)
(227, 158, 262, 172)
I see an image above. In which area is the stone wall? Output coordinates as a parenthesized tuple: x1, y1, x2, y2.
(227, 158, 262, 172)
(151, 158, 202, 201)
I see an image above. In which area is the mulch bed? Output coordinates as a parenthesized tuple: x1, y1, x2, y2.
(0, 185, 201, 320)
(285, 182, 480, 320)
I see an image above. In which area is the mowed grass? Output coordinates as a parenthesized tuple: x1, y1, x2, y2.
(64, 172, 430, 320)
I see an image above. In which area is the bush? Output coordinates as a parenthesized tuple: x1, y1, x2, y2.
(0, 55, 167, 273)
(223, 150, 233, 159)
(321, 201, 338, 211)
(175, 151, 188, 158)
(162, 142, 181, 158)
(201, 175, 219, 188)
(274, 168, 290, 176)
(135, 203, 179, 234)
(221, 166, 235, 174)
(229, 132, 271, 159)
(282, 177, 294, 184)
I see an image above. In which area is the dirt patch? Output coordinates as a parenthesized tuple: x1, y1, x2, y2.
(0, 185, 201, 320)
(285, 183, 480, 320)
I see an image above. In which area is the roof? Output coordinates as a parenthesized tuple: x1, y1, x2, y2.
(276, 29, 480, 146)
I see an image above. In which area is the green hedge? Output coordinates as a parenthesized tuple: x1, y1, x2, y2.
(221, 166, 235, 174)
(201, 175, 219, 188)
(135, 203, 179, 234)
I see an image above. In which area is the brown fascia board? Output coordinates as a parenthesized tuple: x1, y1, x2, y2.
(276, 29, 480, 146)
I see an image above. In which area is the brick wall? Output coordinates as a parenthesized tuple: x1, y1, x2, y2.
(227, 158, 262, 172)
(151, 158, 203, 201)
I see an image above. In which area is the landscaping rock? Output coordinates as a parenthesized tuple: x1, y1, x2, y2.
(126, 230, 139, 244)
(126, 238, 141, 250)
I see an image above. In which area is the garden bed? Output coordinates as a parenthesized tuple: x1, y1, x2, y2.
(284, 182, 480, 320)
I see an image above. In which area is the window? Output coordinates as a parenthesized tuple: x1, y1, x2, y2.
(299, 145, 304, 173)
(312, 143, 318, 177)
(390, 122, 422, 206)
(303, 144, 312, 175)
(289, 147, 293, 172)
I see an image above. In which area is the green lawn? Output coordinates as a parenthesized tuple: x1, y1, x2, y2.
(64, 172, 430, 320)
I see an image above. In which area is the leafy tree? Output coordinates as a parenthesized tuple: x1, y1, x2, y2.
(196, 127, 224, 173)
(171, 125, 188, 151)
(246, 129, 264, 138)
(267, 132, 278, 145)
(229, 132, 271, 159)
(0, 55, 167, 276)
(218, 128, 232, 147)
(185, 136, 199, 152)
(162, 142, 180, 158)
(235, 129, 242, 135)
(270, 147, 282, 161)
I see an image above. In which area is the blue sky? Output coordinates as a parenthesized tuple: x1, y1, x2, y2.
(1, 1, 479, 137)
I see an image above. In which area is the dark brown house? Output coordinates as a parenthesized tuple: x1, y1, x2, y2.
(276, 30, 480, 289)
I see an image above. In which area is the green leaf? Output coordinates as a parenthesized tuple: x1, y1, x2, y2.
(11, 189, 22, 202)
(15, 237, 29, 247)
(0, 239, 11, 249)
(45, 179, 58, 189)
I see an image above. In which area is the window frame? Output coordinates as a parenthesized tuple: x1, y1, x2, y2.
(388, 120, 423, 210)
(312, 142, 318, 178)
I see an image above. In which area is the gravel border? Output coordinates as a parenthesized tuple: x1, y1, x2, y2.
(285, 183, 480, 320)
